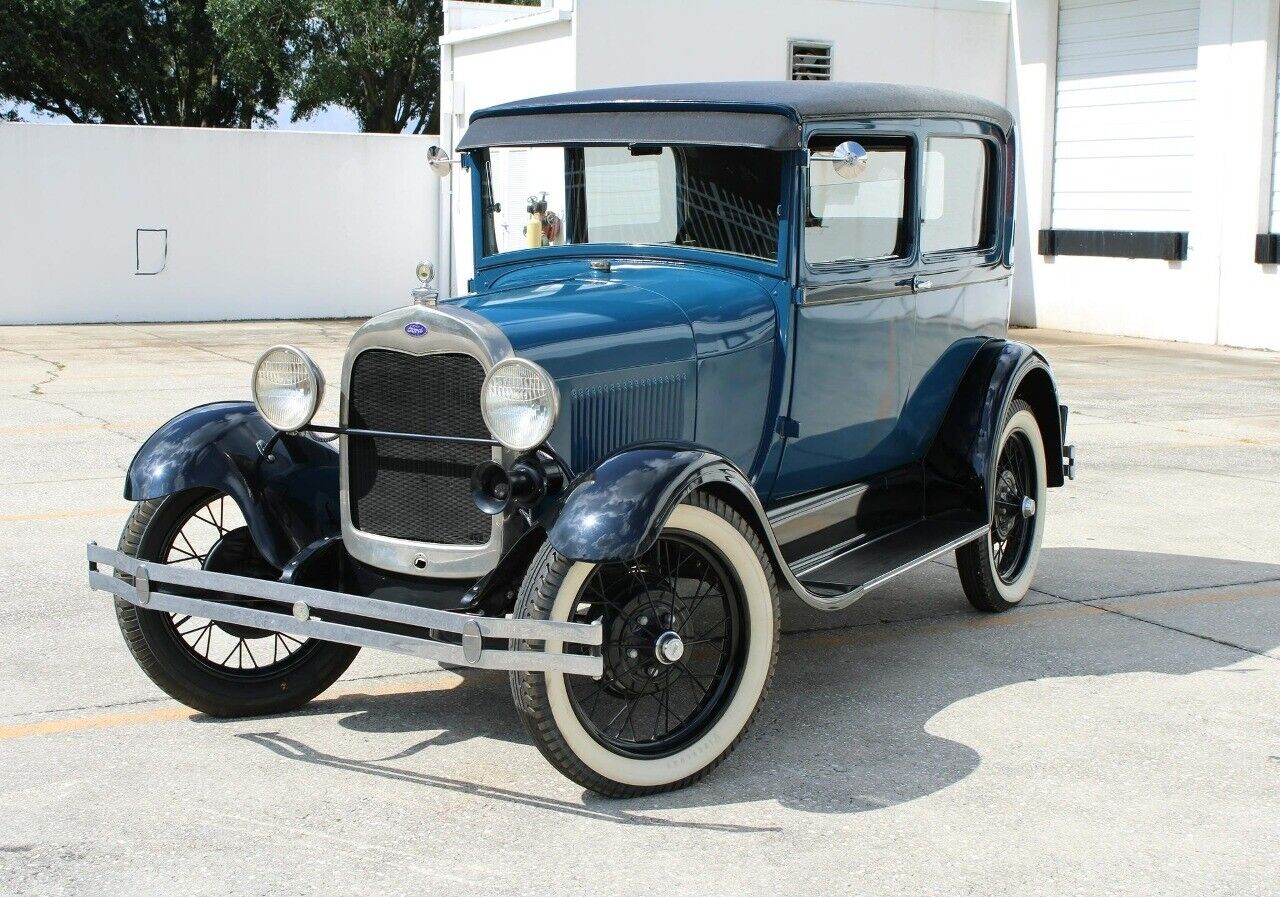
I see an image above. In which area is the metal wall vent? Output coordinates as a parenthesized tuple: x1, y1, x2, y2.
(789, 40, 832, 81)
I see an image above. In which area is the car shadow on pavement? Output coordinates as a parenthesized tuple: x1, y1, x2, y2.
(233, 547, 1280, 823)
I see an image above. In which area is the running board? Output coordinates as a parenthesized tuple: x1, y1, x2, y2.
(785, 518, 987, 611)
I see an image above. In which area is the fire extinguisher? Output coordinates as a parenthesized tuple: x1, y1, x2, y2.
(525, 192, 548, 248)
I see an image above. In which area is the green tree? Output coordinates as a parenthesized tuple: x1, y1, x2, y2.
(282, 0, 539, 134)
(0, 0, 293, 126)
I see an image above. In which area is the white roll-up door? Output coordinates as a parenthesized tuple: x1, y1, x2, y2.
(1271, 36, 1280, 233)
(1051, 0, 1202, 232)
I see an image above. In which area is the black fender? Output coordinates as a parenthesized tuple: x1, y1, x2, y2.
(543, 445, 766, 563)
(462, 445, 780, 614)
(924, 338, 1065, 521)
(124, 401, 341, 570)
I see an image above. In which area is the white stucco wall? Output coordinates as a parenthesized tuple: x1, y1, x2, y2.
(574, 0, 1011, 101)
(0, 123, 439, 324)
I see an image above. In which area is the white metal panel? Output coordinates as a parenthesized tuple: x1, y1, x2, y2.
(1273, 30, 1280, 233)
(1051, 0, 1201, 231)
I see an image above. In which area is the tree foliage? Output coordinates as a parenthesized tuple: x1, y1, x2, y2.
(0, 0, 542, 131)
(0, 1, 293, 126)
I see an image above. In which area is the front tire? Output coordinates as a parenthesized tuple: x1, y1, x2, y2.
(510, 493, 780, 796)
(113, 489, 359, 717)
(956, 399, 1048, 612)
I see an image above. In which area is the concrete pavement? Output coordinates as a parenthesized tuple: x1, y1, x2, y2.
(0, 322, 1277, 896)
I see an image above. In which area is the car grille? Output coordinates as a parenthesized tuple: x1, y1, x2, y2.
(346, 350, 492, 545)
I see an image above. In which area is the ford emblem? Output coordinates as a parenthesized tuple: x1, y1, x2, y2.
(404, 322, 428, 337)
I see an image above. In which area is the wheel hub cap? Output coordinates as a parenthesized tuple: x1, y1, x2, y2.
(654, 631, 685, 665)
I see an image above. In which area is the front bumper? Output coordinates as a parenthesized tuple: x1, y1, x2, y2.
(87, 543, 602, 677)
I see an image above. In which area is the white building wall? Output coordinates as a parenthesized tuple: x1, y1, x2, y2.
(0, 123, 438, 324)
(573, 0, 1010, 101)
(1013, 0, 1280, 350)
(440, 8, 576, 293)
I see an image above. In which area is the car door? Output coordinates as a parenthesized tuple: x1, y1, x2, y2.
(903, 121, 1010, 460)
(771, 124, 920, 501)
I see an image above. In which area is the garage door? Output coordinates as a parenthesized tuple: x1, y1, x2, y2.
(1051, 0, 1202, 233)
(1272, 35, 1280, 234)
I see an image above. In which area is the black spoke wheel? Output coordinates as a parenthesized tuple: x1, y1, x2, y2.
(956, 398, 1048, 613)
(990, 430, 1037, 584)
(563, 533, 747, 758)
(154, 493, 319, 676)
(113, 489, 359, 716)
(510, 493, 779, 798)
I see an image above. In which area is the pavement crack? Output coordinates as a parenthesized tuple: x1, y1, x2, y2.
(1033, 583, 1280, 662)
(0, 345, 66, 395)
(1078, 575, 1280, 603)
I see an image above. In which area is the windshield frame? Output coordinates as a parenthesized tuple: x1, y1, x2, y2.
(466, 143, 793, 278)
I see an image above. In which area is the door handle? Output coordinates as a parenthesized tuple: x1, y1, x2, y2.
(912, 275, 933, 292)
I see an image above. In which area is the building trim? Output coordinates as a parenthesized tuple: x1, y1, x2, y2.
(1037, 229, 1189, 262)
(441, 7, 573, 46)
(1256, 234, 1280, 265)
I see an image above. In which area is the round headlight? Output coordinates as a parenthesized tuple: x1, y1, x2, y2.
(481, 358, 559, 452)
(251, 345, 324, 432)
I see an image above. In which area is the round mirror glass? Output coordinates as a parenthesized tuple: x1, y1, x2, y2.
(830, 141, 869, 180)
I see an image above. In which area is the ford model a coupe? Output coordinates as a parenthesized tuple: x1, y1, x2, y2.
(88, 83, 1073, 796)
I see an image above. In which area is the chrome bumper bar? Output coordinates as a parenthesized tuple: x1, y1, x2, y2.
(86, 543, 603, 677)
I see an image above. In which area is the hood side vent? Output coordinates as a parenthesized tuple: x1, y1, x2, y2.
(571, 375, 687, 470)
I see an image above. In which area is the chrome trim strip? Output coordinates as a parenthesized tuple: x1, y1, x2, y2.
(87, 544, 602, 677)
(767, 481, 869, 548)
(339, 303, 517, 579)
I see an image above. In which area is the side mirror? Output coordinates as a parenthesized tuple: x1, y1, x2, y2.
(427, 145, 454, 177)
(811, 140, 869, 181)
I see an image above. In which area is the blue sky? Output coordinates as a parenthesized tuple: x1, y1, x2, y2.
(6, 100, 362, 132)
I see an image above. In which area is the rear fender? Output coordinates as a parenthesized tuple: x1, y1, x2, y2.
(924, 339, 1065, 522)
(125, 402, 340, 569)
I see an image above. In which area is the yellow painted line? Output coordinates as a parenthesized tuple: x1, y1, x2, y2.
(0, 672, 472, 742)
(0, 506, 131, 522)
(1, 582, 1273, 743)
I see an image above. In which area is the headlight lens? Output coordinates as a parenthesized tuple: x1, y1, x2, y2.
(251, 345, 324, 432)
(481, 358, 559, 452)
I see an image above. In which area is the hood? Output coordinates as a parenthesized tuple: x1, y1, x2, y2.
(451, 260, 777, 379)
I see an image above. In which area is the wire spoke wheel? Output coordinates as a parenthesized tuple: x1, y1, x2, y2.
(990, 430, 1037, 585)
(563, 531, 747, 758)
(155, 494, 318, 677)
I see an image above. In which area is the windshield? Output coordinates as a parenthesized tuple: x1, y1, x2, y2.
(478, 145, 783, 262)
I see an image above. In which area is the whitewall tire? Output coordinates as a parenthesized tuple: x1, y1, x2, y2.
(956, 399, 1048, 612)
(510, 493, 780, 796)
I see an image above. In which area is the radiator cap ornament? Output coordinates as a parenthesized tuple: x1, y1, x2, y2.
(411, 260, 438, 306)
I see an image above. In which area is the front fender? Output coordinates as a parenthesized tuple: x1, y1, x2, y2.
(125, 402, 340, 569)
(925, 339, 1064, 521)
(544, 446, 753, 563)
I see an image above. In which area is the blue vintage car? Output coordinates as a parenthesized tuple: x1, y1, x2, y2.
(88, 82, 1074, 796)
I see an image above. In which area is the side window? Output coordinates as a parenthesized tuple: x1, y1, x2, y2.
(921, 137, 992, 254)
(806, 136, 911, 265)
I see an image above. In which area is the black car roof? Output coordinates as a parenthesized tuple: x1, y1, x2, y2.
(456, 81, 1013, 151)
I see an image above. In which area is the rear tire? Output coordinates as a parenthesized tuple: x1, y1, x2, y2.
(956, 399, 1047, 612)
(114, 489, 359, 717)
